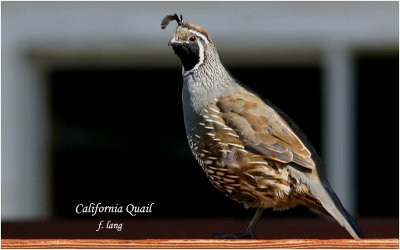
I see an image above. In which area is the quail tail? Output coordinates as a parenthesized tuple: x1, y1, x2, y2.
(308, 181, 364, 239)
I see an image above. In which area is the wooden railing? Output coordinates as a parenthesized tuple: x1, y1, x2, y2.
(3, 218, 398, 248)
(2, 239, 399, 249)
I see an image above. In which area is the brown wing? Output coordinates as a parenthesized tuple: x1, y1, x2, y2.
(216, 91, 316, 170)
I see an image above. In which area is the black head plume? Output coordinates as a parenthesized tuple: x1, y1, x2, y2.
(161, 14, 183, 29)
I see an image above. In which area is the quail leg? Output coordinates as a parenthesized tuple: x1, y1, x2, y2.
(214, 208, 264, 239)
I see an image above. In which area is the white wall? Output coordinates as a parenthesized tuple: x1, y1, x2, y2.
(2, 2, 398, 220)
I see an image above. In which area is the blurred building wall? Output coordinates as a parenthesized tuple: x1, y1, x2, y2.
(2, 2, 398, 220)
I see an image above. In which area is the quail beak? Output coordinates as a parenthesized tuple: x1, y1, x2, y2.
(168, 37, 181, 46)
(168, 37, 175, 46)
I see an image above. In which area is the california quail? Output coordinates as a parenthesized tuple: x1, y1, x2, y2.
(161, 14, 364, 239)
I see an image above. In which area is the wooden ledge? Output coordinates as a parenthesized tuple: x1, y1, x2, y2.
(2, 239, 399, 249)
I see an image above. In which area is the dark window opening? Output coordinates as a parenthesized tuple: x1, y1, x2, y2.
(48, 65, 322, 219)
(355, 53, 399, 216)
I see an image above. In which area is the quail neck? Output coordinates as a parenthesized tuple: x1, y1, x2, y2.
(169, 26, 237, 110)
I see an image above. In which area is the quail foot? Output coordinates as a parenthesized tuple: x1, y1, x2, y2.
(161, 14, 364, 239)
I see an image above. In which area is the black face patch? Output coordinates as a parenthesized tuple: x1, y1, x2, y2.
(172, 42, 200, 71)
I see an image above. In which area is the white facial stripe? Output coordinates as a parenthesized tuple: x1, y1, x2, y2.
(187, 29, 210, 45)
(183, 39, 205, 76)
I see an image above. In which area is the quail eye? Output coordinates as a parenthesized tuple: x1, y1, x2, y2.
(189, 36, 196, 42)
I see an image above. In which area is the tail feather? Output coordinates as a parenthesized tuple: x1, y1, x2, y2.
(308, 181, 364, 239)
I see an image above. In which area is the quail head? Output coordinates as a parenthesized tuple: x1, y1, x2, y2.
(161, 14, 363, 239)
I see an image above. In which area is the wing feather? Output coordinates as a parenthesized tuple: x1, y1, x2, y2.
(216, 92, 315, 170)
